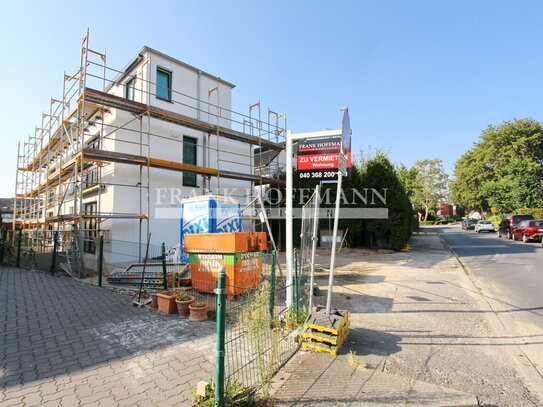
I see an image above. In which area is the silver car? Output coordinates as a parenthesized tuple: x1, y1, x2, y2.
(475, 220, 495, 233)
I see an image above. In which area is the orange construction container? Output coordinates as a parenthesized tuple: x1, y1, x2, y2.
(185, 232, 267, 299)
(184, 232, 267, 253)
(188, 252, 263, 300)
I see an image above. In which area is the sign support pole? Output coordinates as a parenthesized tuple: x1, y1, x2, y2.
(286, 130, 294, 306)
(325, 107, 350, 314)
(325, 170, 342, 314)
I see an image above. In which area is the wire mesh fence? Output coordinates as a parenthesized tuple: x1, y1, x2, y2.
(162, 249, 308, 395)
(1, 230, 187, 291)
(1, 229, 57, 272)
(218, 252, 308, 394)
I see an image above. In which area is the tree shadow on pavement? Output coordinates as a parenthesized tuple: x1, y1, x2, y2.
(342, 327, 402, 358)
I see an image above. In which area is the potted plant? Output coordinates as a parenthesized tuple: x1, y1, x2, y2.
(155, 290, 178, 314)
(175, 290, 195, 317)
(189, 301, 210, 321)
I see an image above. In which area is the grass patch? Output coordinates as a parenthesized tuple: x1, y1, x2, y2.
(192, 380, 271, 406)
(348, 350, 366, 368)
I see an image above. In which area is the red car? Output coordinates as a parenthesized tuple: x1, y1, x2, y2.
(512, 219, 543, 243)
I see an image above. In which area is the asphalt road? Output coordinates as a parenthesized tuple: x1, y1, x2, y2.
(437, 225, 543, 329)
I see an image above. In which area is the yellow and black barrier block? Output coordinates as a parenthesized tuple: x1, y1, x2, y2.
(301, 331, 349, 354)
(301, 306, 350, 354)
(302, 322, 350, 346)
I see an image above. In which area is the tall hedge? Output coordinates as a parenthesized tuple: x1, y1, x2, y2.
(358, 154, 413, 250)
(277, 153, 413, 250)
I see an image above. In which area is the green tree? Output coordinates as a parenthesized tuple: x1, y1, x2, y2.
(396, 164, 420, 200)
(412, 159, 449, 221)
(482, 158, 543, 212)
(451, 149, 489, 212)
(452, 118, 543, 211)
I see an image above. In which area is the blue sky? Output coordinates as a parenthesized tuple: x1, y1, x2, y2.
(1, 0, 543, 197)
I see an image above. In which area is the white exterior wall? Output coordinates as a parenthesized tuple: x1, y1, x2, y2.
(86, 49, 252, 247)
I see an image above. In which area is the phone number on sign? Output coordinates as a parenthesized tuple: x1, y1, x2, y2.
(298, 171, 337, 179)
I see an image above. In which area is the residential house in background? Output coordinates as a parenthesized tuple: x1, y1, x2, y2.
(0, 198, 14, 227)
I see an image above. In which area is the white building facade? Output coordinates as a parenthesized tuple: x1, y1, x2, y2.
(15, 39, 285, 270)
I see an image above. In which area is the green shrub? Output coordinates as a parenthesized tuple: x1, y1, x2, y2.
(192, 380, 261, 407)
(176, 291, 190, 301)
(485, 214, 502, 228)
(490, 208, 543, 228)
(285, 304, 308, 327)
(419, 221, 434, 226)
(514, 208, 543, 219)
(246, 280, 277, 397)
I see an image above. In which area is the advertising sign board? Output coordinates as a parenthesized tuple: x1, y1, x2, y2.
(296, 137, 351, 181)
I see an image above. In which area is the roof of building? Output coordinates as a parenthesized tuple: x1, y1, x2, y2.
(114, 46, 236, 89)
(142, 46, 235, 88)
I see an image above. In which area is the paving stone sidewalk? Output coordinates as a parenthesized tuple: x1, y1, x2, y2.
(0, 267, 215, 406)
(271, 350, 476, 406)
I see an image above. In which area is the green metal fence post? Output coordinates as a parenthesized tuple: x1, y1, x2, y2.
(293, 250, 299, 311)
(98, 236, 104, 287)
(0, 228, 6, 263)
(215, 266, 226, 407)
(161, 243, 168, 290)
(269, 251, 276, 318)
(16, 228, 22, 268)
(50, 232, 58, 276)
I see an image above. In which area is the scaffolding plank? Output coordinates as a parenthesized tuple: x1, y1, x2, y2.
(83, 88, 284, 151)
(46, 213, 147, 222)
(82, 148, 285, 185)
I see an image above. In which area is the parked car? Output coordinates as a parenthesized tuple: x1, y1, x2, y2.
(461, 219, 478, 230)
(512, 219, 543, 242)
(475, 220, 495, 233)
(497, 214, 535, 239)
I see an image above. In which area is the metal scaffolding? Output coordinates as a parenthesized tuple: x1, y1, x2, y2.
(13, 31, 286, 276)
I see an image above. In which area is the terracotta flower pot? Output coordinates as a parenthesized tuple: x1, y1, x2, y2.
(175, 296, 195, 317)
(151, 294, 158, 308)
(189, 302, 210, 322)
(156, 290, 177, 314)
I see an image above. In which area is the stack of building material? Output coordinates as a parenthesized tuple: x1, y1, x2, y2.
(106, 263, 188, 291)
(301, 306, 350, 355)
